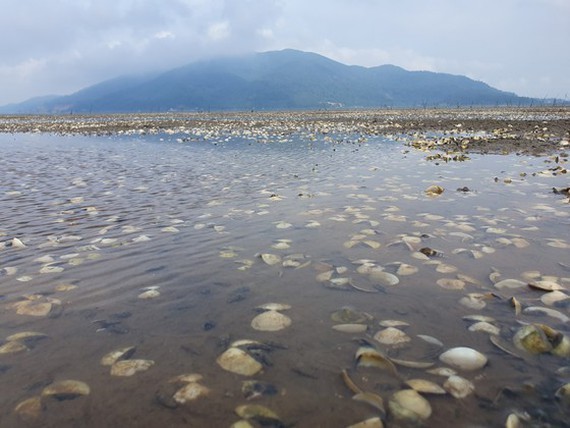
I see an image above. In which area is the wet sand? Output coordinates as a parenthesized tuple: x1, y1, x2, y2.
(0, 109, 569, 427)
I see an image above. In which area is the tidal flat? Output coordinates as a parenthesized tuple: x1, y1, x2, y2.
(0, 108, 569, 427)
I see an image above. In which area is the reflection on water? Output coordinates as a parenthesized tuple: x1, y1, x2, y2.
(0, 131, 568, 427)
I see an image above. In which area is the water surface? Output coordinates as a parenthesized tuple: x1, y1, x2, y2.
(0, 130, 568, 427)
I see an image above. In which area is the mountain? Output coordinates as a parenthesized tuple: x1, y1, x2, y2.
(1, 49, 532, 113)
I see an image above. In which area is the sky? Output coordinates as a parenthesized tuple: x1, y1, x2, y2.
(1, 0, 569, 105)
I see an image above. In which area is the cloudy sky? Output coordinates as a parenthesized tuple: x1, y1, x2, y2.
(1, 0, 568, 105)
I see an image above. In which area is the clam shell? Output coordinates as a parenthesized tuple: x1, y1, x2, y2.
(523, 306, 569, 323)
(541, 290, 570, 306)
(173, 382, 210, 404)
(437, 278, 465, 290)
(417, 334, 444, 347)
(426, 367, 457, 377)
(494, 279, 527, 290)
(439, 347, 487, 371)
(332, 323, 368, 333)
(0, 341, 28, 354)
(459, 294, 487, 310)
(216, 348, 262, 376)
(369, 271, 399, 286)
(138, 289, 160, 299)
(100, 346, 136, 366)
(316, 270, 334, 282)
(5, 331, 47, 342)
(529, 280, 564, 292)
(552, 335, 570, 358)
(468, 321, 500, 335)
(169, 373, 204, 384)
(251, 310, 291, 331)
(42, 380, 90, 399)
(443, 375, 475, 398)
(513, 324, 553, 354)
(379, 320, 410, 328)
(355, 347, 400, 377)
(555, 383, 570, 402)
(374, 327, 411, 346)
(261, 253, 281, 266)
(396, 263, 418, 276)
(257, 303, 291, 311)
(346, 417, 384, 428)
(405, 379, 446, 395)
(388, 389, 432, 422)
(14, 397, 43, 422)
(13, 301, 54, 317)
(425, 185, 444, 196)
(235, 404, 280, 422)
(353, 392, 386, 416)
(111, 359, 154, 376)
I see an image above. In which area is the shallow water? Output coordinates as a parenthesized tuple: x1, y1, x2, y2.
(0, 130, 569, 427)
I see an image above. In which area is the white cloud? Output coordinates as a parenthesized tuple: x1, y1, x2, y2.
(154, 31, 175, 40)
(207, 21, 231, 41)
(0, 0, 567, 103)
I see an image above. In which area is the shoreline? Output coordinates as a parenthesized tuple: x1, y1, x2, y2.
(0, 107, 568, 156)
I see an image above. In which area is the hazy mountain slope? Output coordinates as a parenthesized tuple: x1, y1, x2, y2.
(1, 49, 527, 113)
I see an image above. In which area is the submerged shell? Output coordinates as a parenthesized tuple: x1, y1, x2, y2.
(513, 324, 553, 354)
(257, 303, 291, 311)
(494, 279, 527, 290)
(5, 331, 47, 342)
(111, 359, 154, 376)
(331, 308, 371, 323)
(217, 348, 263, 376)
(251, 310, 291, 331)
(241, 380, 278, 400)
(173, 383, 210, 404)
(405, 379, 446, 395)
(235, 404, 280, 423)
(396, 263, 419, 276)
(347, 417, 384, 428)
(138, 289, 160, 299)
(332, 323, 368, 333)
(437, 278, 465, 290)
(443, 375, 475, 398)
(541, 290, 570, 306)
(388, 389, 432, 422)
(439, 347, 487, 371)
(42, 380, 90, 399)
(425, 185, 445, 196)
(468, 321, 500, 335)
(356, 346, 400, 377)
(353, 392, 386, 416)
(374, 327, 411, 346)
(0, 341, 29, 354)
(523, 306, 570, 323)
(100, 346, 136, 366)
(13, 301, 55, 317)
(529, 280, 564, 292)
(379, 320, 410, 328)
(369, 271, 399, 286)
(14, 397, 43, 422)
(261, 254, 281, 266)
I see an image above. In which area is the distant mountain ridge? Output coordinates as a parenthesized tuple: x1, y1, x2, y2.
(1, 49, 536, 113)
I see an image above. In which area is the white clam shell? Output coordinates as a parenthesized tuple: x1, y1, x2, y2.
(251, 310, 291, 331)
(388, 389, 432, 422)
(443, 375, 475, 398)
(374, 327, 411, 346)
(439, 347, 487, 371)
(173, 382, 210, 404)
(216, 348, 262, 376)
